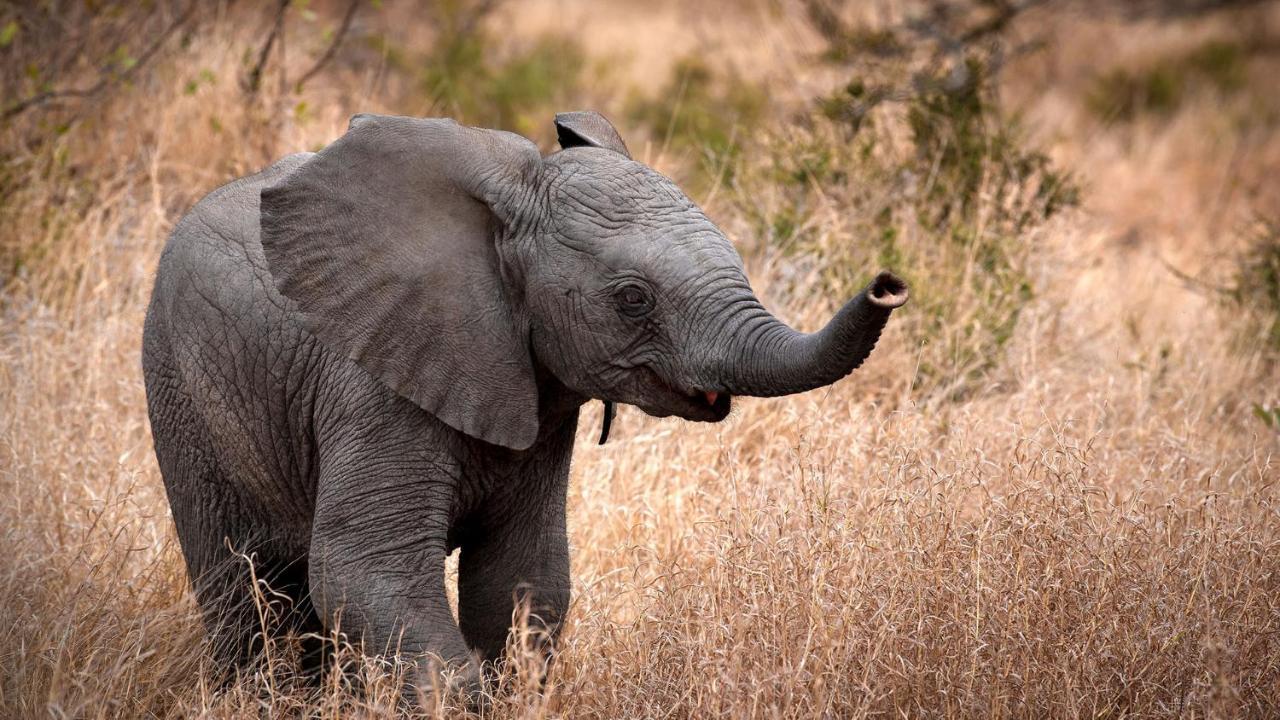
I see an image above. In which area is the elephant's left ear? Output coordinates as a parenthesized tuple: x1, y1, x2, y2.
(260, 115, 543, 450)
(554, 111, 631, 158)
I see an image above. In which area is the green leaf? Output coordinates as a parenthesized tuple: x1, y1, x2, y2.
(0, 20, 18, 48)
(109, 45, 136, 72)
(185, 68, 218, 94)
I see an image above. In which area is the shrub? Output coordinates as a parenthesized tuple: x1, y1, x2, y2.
(626, 56, 766, 193)
(1086, 39, 1247, 123)
(907, 58, 1078, 233)
(419, 1, 588, 142)
(1228, 218, 1280, 352)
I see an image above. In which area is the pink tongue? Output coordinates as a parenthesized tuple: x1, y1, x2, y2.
(704, 391, 719, 405)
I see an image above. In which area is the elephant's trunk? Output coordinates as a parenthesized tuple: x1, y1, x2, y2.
(715, 271, 908, 397)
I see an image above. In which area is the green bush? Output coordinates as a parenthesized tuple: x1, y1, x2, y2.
(908, 58, 1078, 232)
(626, 56, 766, 193)
(418, 0, 587, 141)
(1086, 40, 1246, 123)
(1228, 218, 1280, 352)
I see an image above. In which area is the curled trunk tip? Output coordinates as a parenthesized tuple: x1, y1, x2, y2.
(868, 271, 909, 309)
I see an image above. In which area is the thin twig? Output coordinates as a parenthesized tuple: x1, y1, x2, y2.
(245, 0, 291, 95)
(2, 2, 198, 120)
(294, 0, 361, 92)
(1159, 254, 1231, 297)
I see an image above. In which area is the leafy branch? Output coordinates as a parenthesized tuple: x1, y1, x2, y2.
(244, 0, 363, 96)
(244, 0, 292, 95)
(1, 2, 198, 121)
(295, 0, 361, 91)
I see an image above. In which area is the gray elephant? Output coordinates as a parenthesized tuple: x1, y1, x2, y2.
(141, 111, 907, 694)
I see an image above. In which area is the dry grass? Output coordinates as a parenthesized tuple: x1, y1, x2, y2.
(2, 1, 1278, 717)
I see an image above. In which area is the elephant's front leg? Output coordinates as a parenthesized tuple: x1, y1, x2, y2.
(308, 446, 478, 694)
(457, 458, 571, 667)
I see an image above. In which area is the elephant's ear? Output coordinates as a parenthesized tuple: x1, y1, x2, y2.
(554, 111, 631, 158)
(260, 114, 543, 450)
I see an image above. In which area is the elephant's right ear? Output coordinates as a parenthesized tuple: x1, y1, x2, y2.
(554, 111, 631, 158)
(260, 115, 543, 450)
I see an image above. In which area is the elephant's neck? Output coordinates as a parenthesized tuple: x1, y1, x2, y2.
(533, 360, 588, 435)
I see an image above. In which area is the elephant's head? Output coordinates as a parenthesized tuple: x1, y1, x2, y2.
(260, 112, 907, 451)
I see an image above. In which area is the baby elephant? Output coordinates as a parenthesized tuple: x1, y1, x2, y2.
(142, 111, 907, 694)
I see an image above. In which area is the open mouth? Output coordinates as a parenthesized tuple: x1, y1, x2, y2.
(690, 388, 732, 420)
(660, 384, 732, 422)
(628, 367, 733, 422)
(658, 383, 732, 422)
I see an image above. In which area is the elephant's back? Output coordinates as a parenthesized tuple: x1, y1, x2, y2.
(153, 153, 314, 319)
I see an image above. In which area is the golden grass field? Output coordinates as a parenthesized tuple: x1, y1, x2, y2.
(1, 1, 1278, 717)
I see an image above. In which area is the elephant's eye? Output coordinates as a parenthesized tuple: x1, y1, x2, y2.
(615, 284, 653, 317)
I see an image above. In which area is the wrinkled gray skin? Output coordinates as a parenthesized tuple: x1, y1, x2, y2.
(142, 112, 907, 695)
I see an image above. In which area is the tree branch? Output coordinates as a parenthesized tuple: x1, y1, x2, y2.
(245, 0, 291, 95)
(294, 0, 360, 91)
(2, 2, 198, 121)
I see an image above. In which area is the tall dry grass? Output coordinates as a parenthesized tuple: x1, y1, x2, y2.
(1, 1, 1278, 717)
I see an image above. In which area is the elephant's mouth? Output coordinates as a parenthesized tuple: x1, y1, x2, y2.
(633, 367, 732, 422)
(688, 388, 732, 420)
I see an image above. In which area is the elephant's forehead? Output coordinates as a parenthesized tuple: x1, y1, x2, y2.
(543, 152, 743, 274)
(545, 152, 696, 221)
(593, 225, 741, 275)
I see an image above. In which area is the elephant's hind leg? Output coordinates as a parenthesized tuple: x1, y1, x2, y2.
(145, 343, 321, 676)
(155, 429, 324, 674)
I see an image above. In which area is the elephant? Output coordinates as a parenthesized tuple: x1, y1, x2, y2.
(141, 110, 908, 696)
